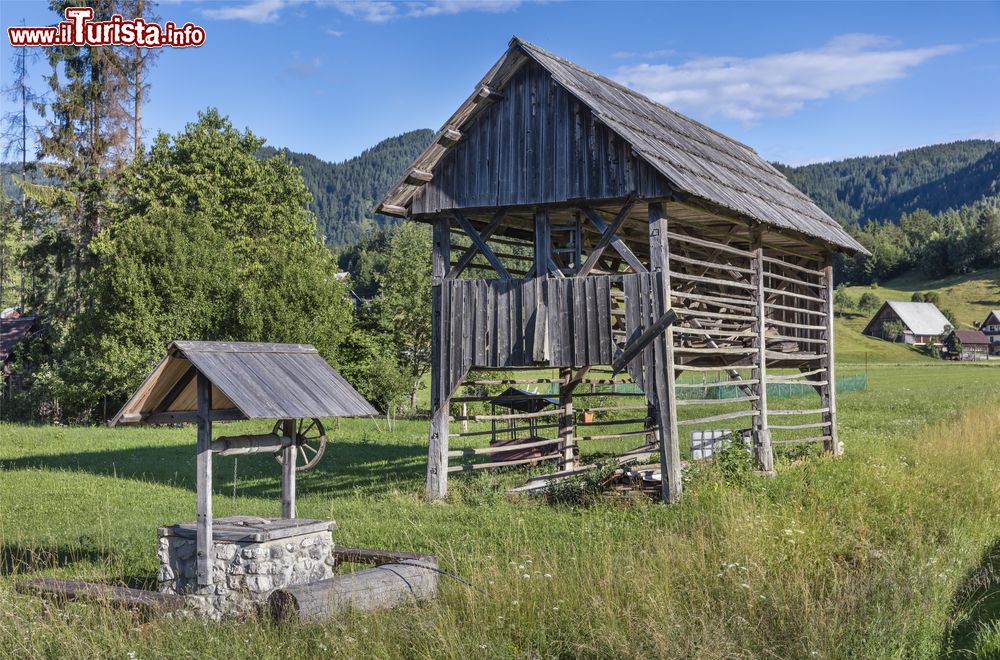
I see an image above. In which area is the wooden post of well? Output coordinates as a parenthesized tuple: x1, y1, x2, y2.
(751, 228, 774, 473)
(281, 419, 296, 518)
(822, 253, 841, 455)
(647, 202, 682, 504)
(195, 371, 213, 586)
(426, 216, 451, 501)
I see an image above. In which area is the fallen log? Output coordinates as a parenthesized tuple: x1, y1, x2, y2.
(268, 558, 439, 622)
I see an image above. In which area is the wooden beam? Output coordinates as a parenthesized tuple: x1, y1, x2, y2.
(438, 128, 462, 147)
(195, 372, 213, 587)
(476, 85, 504, 102)
(150, 365, 196, 416)
(648, 201, 682, 504)
(427, 216, 449, 502)
(579, 199, 644, 276)
(821, 254, 841, 455)
(379, 204, 407, 216)
(454, 212, 511, 280)
(751, 228, 774, 473)
(558, 367, 576, 469)
(534, 208, 552, 278)
(446, 209, 505, 279)
(404, 169, 433, 186)
(211, 433, 291, 456)
(281, 419, 296, 519)
(611, 309, 678, 375)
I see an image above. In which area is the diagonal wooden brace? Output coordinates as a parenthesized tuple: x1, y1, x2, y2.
(452, 211, 511, 280)
(447, 209, 506, 279)
(611, 308, 678, 375)
(579, 198, 645, 276)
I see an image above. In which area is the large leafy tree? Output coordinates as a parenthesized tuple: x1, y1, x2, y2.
(374, 221, 432, 409)
(28, 109, 353, 420)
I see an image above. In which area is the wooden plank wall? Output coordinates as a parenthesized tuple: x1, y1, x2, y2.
(413, 60, 671, 214)
(434, 274, 659, 404)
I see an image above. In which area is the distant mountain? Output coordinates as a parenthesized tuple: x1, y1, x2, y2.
(775, 139, 1000, 226)
(259, 129, 434, 247)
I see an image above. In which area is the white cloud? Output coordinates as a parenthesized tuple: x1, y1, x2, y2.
(324, 27, 345, 36)
(283, 53, 323, 78)
(613, 34, 960, 124)
(202, 0, 303, 23)
(611, 49, 676, 61)
(202, 0, 523, 23)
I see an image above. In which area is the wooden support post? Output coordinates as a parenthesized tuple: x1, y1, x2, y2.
(195, 371, 213, 586)
(648, 202, 682, 504)
(821, 254, 841, 455)
(558, 367, 576, 469)
(427, 217, 451, 501)
(534, 208, 551, 278)
(281, 419, 296, 518)
(751, 229, 775, 473)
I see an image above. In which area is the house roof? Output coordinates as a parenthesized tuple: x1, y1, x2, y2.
(111, 341, 378, 426)
(0, 316, 36, 363)
(949, 329, 990, 345)
(378, 37, 868, 255)
(876, 301, 952, 336)
(984, 310, 1000, 326)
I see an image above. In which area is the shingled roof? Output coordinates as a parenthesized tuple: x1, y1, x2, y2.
(111, 341, 378, 426)
(378, 37, 868, 255)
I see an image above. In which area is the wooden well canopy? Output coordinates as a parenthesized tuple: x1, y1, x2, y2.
(110, 341, 377, 587)
(377, 37, 871, 504)
(111, 341, 377, 426)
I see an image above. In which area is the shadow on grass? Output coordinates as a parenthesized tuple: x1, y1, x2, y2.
(1, 439, 427, 499)
(1, 542, 114, 577)
(943, 536, 1000, 657)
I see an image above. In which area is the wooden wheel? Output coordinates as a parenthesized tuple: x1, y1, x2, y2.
(272, 418, 327, 472)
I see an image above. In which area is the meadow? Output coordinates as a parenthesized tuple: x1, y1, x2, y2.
(1, 356, 999, 658)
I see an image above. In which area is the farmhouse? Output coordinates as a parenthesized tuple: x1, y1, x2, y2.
(862, 301, 951, 345)
(378, 37, 869, 503)
(944, 329, 991, 361)
(980, 310, 1000, 356)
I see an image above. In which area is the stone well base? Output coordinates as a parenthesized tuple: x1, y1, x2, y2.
(157, 516, 336, 620)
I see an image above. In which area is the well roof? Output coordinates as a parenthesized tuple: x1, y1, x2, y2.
(111, 341, 377, 426)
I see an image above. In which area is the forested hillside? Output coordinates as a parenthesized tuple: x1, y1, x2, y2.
(258, 129, 434, 246)
(775, 139, 1000, 226)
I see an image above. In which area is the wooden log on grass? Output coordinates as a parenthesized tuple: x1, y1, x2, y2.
(268, 559, 439, 622)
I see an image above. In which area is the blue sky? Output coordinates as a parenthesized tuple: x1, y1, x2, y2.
(3, 1, 999, 165)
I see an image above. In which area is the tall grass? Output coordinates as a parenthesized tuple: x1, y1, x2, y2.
(1, 364, 999, 658)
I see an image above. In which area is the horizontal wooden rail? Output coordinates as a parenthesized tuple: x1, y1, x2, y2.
(761, 256, 826, 278)
(767, 334, 828, 345)
(576, 417, 649, 427)
(770, 436, 831, 445)
(448, 438, 564, 457)
(667, 231, 754, 258)
(766, 351, 827, 361)
(449, 423, 560, 439)
(768, 407, 830, 416)
(768, 368, 826, 380)
(671, 290, 755, 311)
(676, 410, 759, 426)
(675, 379, 760, 389)
(674, 307, 757, 323)
(669, 253, 755, 275)
(763, 301, 827, 317)
(577, 428, 656, 441)
(767, 318, 826, 331)
(669, 271, 756, 291)
(765, 270, 824, 289)
(450, 407, 567, 423)
(676, 395, 759, 406)
(448, 452, 562, 473)
(769, 421, 831, 431)
(674, 346, 756, 355)
(763, 287, 826, 304)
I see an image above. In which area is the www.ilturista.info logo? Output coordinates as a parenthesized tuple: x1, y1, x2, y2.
(8, 6, 205, 48)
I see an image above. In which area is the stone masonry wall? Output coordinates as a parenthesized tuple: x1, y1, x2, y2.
(158, 530, 334, 620)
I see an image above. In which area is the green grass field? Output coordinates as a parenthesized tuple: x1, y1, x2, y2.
(2, 358, 1000, 658)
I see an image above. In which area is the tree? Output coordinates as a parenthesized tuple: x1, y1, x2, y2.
(375, 222, 432, 409)
(22, 110, 354, 420)
(833, 284, 855, 313)
(859, 292, 881, 314)
(882, 320, 906, 342)
(923, 291, 941, 306)
(911, 291, 924, 302)
(940, 307, 957, 329)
